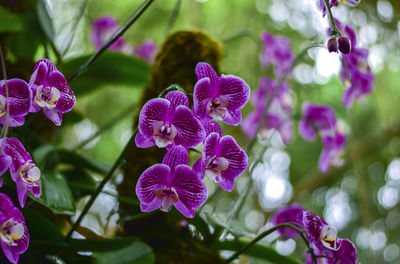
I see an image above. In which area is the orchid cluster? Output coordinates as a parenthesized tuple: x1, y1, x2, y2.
(271, 204, 357, 264)
(242, 33, 295, 144)
(91, 16, 158, 65)
(0, 58, 75, 263)
(135, 62, 249, 218)
(299, 102, 346, 173)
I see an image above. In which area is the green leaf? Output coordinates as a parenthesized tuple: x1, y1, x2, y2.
(23, 209, 64, 241)
(37, 0, 55, 40)
(33, 145, 110, 174)
(215, 240, 302, 264)
(59, 52, 151, 96)
(93, 241, 155, 264)
(68, 237, 140, 252)
(33, 171, 76, 215)
(0, 6, 23, 32)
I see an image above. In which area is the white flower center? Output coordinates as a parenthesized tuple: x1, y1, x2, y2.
(35, 85, 60, 109)
(155, 186, 179, 212)
(152, 122, 177, 148)
(320, 225, 339, 251)
(207, 95, 229, 121)
(0, 219, 24, 246)
(0, 95, 6, 117)
(19, 161, 41, 187)
(205, 156, 229, 183)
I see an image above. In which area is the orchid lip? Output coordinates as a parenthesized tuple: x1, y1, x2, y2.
(0, 218, 24, 246)
(207, 95, 229, 121)
(0, 95, 6, 117)
(320, 225, 340, 251)
(35, 85, 61, 109)
(19, 161, 41, 187)
(155, 186, 179, 212)
(205, 156, 229, 183)
(153, 121, 177, 148)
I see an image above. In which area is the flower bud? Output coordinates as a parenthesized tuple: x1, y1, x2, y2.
(338, 37, 351, 54)
(327, 38, 338, 53)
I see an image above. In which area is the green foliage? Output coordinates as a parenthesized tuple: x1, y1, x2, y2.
(59, 53, 151, 96)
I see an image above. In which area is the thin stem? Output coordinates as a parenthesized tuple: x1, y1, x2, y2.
(0, 44, 9, 138)
(324, 0, 342, 36)
(164, 0, 181, 36)
(67, 0, 154, 83)
(222, 223, 308, 264)
(64, 129, 137, 241)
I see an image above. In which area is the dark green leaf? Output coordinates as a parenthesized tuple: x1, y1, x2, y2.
(32, 171, 76, 215)
(0, 6, 23, 32)
(68, 237, 140, 252)
(59, 52, 151, 96)
(93, 240, 155, 264)
(37, 0, 55, 40)
(215, 240, 302, 264)
(23, 209, 64, 241)
(56, 149, 110, 174)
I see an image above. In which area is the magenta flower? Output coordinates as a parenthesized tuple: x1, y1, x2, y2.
(201, 119, 223, 138)
(270, 203, 306, 238)
(340, 25, 374, 108)
(260, 33, 294, 77)
(193, 62, 250, 126)
(135, 91, 205, 149)
(135, 146, 207, 218)
(133, 40, 157, 65)
(0, 193, 29, 264)
(242, 78, 293, 143)
(0, 79, 31, 127)
(28, 59, 76, 126)
(299, 102, 337, 141)
(272, 206, 357, 264)
(91, 16, 129, 52)
(319, 132, 346, 173)
(326, 238, 357, 264)
(1, 138, 40, 207)
(194, 132, 247, 192)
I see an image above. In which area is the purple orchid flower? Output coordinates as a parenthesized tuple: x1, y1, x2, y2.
(135, 146, 207, 218)
(193, 62, 250, 126)
(319, 132, 346, 173)
(260, 33, 294, 77)
(1, 138, 40, 207)
(242, 109, 293, 144)
(91, 16, 130, 52)
(326, 238, 357, 264)
(270, 203, 306, 238)
(0, 193, 29, 264)
(135, 91, 205, 149)
(193, 132, 247, 192)
(329, 22, 374, 108)
(242, 78, 293, 143)
(0, 79, 31, 127)
(133, 40, 157, 65)
(28, 59, 76, 126)
(303, 210, 340, 258)
(340, 25, 374, 108)
(299, 102, 337, 141)
(319, 0, 360, 17)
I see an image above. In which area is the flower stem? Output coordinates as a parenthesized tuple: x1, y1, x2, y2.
(324, 0, 342, 36)
(67, 0, 154, 83)
(64, 129, 137, 241)
(222, 223, 309, 264)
